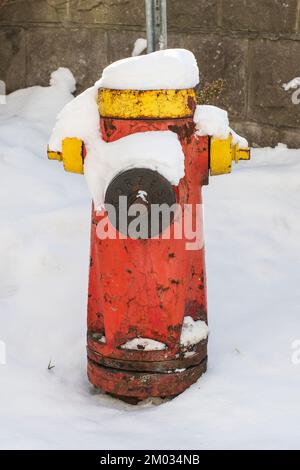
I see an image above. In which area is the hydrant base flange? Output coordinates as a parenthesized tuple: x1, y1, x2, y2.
(87, 339, 207, 373)
(87, 357, 207, 402)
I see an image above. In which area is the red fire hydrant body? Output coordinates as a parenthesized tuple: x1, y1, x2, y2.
(87, 115, 209, 401)
(48, 50, 250, 402)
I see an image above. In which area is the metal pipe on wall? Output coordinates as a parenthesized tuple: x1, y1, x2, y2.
(145, 0, 167, 53)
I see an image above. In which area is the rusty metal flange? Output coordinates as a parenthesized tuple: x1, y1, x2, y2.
(88, 357, 207, 401)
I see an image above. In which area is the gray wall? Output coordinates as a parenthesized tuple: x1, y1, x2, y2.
(1, 0, 300, 147)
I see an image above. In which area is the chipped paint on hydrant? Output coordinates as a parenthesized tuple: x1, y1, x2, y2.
(47, 51, 250, 403)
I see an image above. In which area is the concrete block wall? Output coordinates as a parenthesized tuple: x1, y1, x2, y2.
(0, 0, 300, 147)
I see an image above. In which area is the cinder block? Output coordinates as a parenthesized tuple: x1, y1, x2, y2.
(0, 27, 26, 93)
(0, 0, 144, 26)
(231, 120, 280, 148)
(107, 29, 146, 64)
(169, 32, 248, 118)
(221, 0, 299, 33)
(167, 0, 218, 30)
(248, 39, 300, 128)
(231, 119, 300, 148)
(26, 27, 108, 93)
(0, 0, 65, 24)
(71, 0, 145, 26)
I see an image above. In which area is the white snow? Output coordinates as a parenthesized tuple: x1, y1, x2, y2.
(49, 81, 184, 210)
(183, 351, 197, 358)
(120, 338, 167, 351)
(132, 38, 147, 57)
(194, 105, 248, 147)
(1, 72, 300, 450)
(48, 86, 99, 153)
(2, 67, 75, 126)
(167, 368, 186, 374)
(90, 333, 106, 344)
(49, 67, 76, 93)
(283, 77, 300, 91)
(137, 190, 148, 203)
(84, 130, 184, 210)
(180, 316, 209, 348)
(96, 49, 199, 90)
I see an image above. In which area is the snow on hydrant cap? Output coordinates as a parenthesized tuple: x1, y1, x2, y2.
(96, 48, 200, 90)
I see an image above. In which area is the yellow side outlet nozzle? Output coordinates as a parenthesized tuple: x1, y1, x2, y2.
(47, 137, 84, 174)
(210, 134, 250, 176)
(47, 149, 62, 161)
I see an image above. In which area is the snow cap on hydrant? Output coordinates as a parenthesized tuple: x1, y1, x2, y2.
(47, 49, 250, 402)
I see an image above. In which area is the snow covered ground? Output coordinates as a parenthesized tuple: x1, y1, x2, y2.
(0, 73, 299, 450)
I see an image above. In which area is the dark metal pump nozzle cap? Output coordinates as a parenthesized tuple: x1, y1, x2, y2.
(104, 168, 177, 238)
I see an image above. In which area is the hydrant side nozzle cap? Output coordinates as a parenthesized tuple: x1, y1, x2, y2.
(210, 134, 250, 176)
(47, 139, 84, 175)
(209, 136, 232, 176)
(62, 138, 84, 174)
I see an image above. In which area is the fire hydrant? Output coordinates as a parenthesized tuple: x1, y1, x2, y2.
(48, 51, 250, 402)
